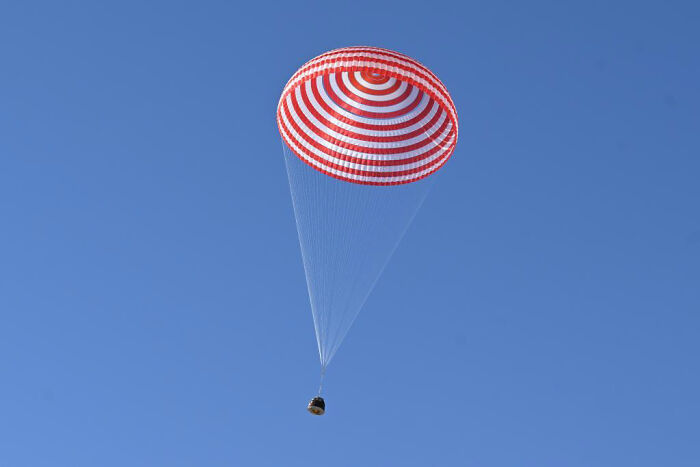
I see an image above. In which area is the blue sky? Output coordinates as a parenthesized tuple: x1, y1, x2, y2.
(1, 1, 699, 466)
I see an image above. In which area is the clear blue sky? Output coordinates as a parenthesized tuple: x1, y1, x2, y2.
(1, 1, 699, 466)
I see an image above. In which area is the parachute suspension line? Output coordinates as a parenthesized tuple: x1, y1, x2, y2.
(282, 141, 323, 362)
(284, 142, 336, 364)
(282, 140, 438, 369)
(321, 161, 377, 364)
(323, 178, 435, 362)
(318, 366, 326, 396)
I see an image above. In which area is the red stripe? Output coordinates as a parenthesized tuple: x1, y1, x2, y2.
(298, 47, 438, 90)
(285, 61, 457, 132)
(305, 81, 435, 132)
(288, 147, 450, 185)
(287, 92, 452, 155)
(314, 47, 447, 100)
(279, 119, 455, 184)
(280, 99, 455, 167)
(348, 72, 401, 96)
(322, 74, 421, 119)
(359, 70, 390, 84)
(295, 87, 444, 143)
(288, 49, 457, 123)
(281, 102, 454, 170)
(292, 54, 445, 103)
(283, 125, 451, 185)
(333, 73, 413, 108)
(349, 47, 448, 94)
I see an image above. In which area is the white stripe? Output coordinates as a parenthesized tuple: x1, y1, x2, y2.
(353, 71, 396, 90)
(280, 122, 452, 183)
(326, 75, 419, 114)
(291, 90, 450, 150)
(315, 47, 443, 91)
(284, 97, 454, 162)
(312, 80, 428, 127)
(294, 49, 449, 106)
(280, 103, 455, 169)
(283, 57, 457, 134)
(341, 73, 409, 102)
(300, 85, 440, 137)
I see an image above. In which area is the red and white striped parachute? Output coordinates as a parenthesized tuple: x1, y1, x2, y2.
(280, 48, 458, 402)
(277, 46, 458, 185)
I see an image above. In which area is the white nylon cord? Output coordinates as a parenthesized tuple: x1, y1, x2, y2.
(282, 140, 435, 373)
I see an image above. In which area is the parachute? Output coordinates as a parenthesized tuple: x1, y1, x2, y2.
(277, 47, 458, 398)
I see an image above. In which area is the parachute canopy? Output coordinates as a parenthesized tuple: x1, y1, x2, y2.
(277, 46, 458, 186)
